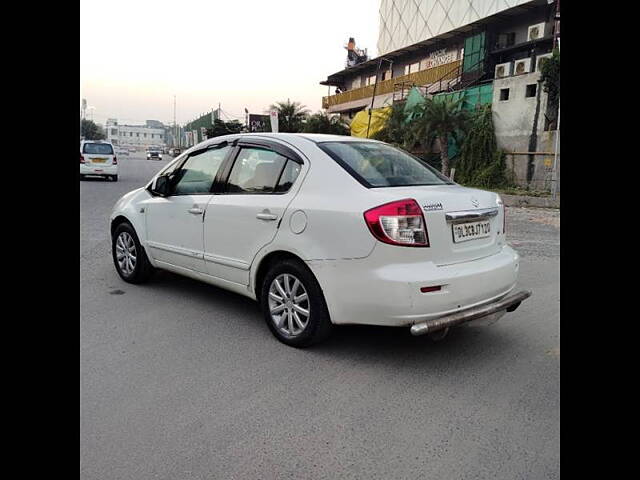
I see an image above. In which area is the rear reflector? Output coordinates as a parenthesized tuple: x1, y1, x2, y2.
(420, 286, 442, 293)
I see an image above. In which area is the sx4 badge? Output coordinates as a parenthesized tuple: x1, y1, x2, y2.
(422, 202, 443, 212)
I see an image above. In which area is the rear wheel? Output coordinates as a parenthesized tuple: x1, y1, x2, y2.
(111, 175, 118, 182)
(260, 259, 333, 347)
(80, 174, 86, 180)
(112, 222, 154, 283)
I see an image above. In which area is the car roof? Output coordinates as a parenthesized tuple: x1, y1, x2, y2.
(187, 133, 378, 156)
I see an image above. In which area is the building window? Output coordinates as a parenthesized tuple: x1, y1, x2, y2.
(404, 62, 420, 75)
(110, 128, 117, 135)
(525, 84, 537, 98)
(136, 133, 139, 137)
(499, 88, 510, 101)
(366, 75, 377, 86)
(143, 133, 147, 138)
(130, 132, 133, 137)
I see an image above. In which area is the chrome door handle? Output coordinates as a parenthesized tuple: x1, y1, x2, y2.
(256, 213, 278, 221)
(188, 207, 204, 215)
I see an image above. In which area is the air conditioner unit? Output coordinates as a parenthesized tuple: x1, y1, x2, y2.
(494, 62, 512, 79)
(536, 53, 553, 72)
(527, 22, 546, 41)
(513, 58, 532, 75)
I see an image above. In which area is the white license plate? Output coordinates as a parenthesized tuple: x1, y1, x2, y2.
(452, 220, 491, 243)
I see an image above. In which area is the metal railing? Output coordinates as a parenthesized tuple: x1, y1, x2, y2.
(322, 60, 462, 109)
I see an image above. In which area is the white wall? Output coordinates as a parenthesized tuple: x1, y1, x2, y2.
(377, 0, 533, 55)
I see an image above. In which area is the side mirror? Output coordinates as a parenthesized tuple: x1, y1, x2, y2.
(150, 174, 171, 196)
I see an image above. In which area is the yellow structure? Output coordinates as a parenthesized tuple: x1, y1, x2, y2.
(350, 107, 392, 138)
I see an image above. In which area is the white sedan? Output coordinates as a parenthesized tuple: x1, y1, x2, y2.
(110, 133, 530, 347)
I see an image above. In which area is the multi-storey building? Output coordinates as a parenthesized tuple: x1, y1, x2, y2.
(320, 0, 559, 190)
(105, 119, 165, 148)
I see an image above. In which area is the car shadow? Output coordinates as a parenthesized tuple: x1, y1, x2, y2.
(146, 270, 518, 366)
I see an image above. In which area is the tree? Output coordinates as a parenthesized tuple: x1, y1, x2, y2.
(371, 102, 411, 147)
(456, 104, 507, 187)
(205, 119, 243, 138)
(81, 119, 106, 140)
(302, 112, 349, 135)
(409, 96, 468, 177)
(267, 99, 309, 133)
(540, 48, 560, 128)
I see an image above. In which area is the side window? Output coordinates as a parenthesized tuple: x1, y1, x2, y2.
(275, 160, 302, 193)
(172, 145, 230, 195)
(226, 147, 288, 194)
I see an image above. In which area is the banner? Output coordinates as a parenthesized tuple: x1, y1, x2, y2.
(269, 110, 279, 133)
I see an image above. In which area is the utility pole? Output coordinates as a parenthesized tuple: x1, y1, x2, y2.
(551, 0, 560, 200)
(173, 95, 177, 147)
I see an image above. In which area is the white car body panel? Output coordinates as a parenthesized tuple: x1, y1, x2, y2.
(111, 133, 521, 327)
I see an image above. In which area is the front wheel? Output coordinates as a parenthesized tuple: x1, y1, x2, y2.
(112, 222, 154, 283)
(260, 259, 333, 347)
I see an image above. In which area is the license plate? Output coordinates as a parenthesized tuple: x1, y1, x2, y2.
(92, 158, 106, 163)
(452, 220, 491, 243)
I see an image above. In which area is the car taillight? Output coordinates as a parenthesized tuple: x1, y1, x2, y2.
(80, 154, 85, 164)
(113, 156, 118, 165)
(364, 199, 429, 247)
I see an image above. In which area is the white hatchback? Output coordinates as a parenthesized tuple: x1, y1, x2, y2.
(81, 140, 118, 181)
(110, 133, 530, 347)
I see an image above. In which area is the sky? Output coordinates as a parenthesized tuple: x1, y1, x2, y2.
(80, 0, 379, 126)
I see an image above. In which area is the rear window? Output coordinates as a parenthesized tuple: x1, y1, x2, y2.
(83, 143, 114, 155)
(318, 141, 453, 188)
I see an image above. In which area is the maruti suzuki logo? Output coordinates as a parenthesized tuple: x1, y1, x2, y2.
(422, 202, 443, 212)
(471, 197, 479, 207)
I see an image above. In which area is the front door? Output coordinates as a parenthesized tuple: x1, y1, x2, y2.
(145, 144, 231, 273)
(203, 144, 303, 285)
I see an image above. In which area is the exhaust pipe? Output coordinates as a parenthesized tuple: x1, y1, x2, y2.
(410, 290, 532, 337)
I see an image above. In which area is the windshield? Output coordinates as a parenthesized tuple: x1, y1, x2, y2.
(83, 143, 114, 155)
(318, 141, 453, 188)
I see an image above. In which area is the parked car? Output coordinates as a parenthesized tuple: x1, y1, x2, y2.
(81, 140, 118, 181)
(146, 147, 163, 160)
(110, 133, 530, 347)
(169, 147, 182, 156)
(116, 147, 129, 156)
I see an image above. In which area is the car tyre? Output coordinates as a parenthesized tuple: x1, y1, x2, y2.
(112, 175, 118, 182)
(112, 222, 154, 284)
(80, 174, 86, 180)
(260, 258, 333, 348)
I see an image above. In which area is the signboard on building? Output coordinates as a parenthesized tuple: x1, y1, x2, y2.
(421, 47, 460, 70)
(248, 114, 270, 133)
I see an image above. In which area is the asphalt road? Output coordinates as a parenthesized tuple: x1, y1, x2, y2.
(80, 154, 560, 479)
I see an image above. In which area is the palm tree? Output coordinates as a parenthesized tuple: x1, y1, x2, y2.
(268, 99, 310, 133)
(409, 96, 469, 177)
(302, 112, 350, 135)
(371, 102, 410, 147)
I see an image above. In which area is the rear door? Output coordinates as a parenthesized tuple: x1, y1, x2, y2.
(202, 141, 304, 285)
(82, 142, 115, 167)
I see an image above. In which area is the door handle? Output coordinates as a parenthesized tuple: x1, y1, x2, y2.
(188, 207, 204, 215)
(256, 212, 278, 221)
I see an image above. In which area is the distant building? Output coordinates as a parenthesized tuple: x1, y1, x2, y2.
(105, 119, 165, 147)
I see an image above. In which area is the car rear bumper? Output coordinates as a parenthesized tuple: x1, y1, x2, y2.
(80, 165, 117, 175)
(307, 245, 521, 327)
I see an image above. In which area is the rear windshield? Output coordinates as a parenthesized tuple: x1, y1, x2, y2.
(318, 141, 453, 188)
(83, 143, 114, 155)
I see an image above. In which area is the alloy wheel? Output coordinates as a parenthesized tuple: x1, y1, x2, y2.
(268, 273, 310, 336)
(115, 231, 137, 276)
